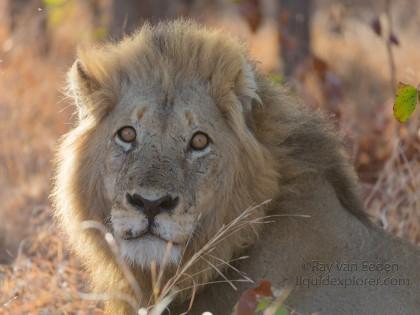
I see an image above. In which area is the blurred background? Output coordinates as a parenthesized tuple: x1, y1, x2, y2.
(0, 0, 419, 313)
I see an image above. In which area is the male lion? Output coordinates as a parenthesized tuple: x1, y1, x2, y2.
(53, 20, 420, 314)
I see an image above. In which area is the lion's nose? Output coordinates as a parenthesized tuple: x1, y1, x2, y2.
(126, 193, 179, 218)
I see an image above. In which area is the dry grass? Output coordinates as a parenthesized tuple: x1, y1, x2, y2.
(0, 209, 103, 314)
(0, 1, 419, 314)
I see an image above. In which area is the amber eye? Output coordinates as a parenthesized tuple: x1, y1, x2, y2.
(190, 132, 210, 151)
(117, 126, 136, 143)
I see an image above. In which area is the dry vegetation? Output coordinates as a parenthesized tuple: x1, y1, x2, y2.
(0, 1, 419, 313)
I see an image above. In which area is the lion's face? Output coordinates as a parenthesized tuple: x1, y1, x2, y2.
(101, 82, 238, 267)
(60, 22, 280, 274)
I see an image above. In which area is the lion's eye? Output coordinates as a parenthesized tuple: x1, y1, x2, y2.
(117, 126, 136, 143)
(190, 132, 209, 151)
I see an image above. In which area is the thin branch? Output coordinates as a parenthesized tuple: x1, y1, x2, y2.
(385, 0, 397, 95)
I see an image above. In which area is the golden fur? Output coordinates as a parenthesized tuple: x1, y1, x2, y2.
(52, 20, 419, 315)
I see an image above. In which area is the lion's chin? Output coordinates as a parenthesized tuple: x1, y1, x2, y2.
(119, 234, 182, 268)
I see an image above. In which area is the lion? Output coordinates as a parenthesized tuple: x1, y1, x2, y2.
(52, 20, 420, 315)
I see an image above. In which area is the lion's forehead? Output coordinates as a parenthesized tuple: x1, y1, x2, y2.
(113, 80, 223, 129)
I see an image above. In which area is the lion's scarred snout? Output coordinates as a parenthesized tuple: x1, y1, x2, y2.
(126, 192, 179, 219)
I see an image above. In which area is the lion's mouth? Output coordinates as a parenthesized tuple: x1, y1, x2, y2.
(120, 230, 181, 246)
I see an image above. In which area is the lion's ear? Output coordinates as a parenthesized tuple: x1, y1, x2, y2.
(235, 62, 262, 131)
(67, 59, 105, 120)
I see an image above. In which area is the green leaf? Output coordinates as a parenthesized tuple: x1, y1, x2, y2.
(255, 297, 272, 312)
(393, 82, 418, 123)
(274, 306, 290, 315)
